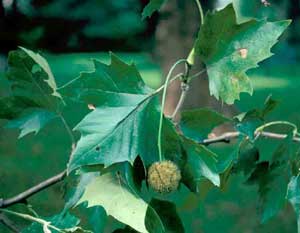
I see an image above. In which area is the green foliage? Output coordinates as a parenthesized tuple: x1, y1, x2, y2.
(181, 138, 220, 191)
(1, 1, 299, 232)
(0, 47, 63, 138)
(233, 0, 288, 23)
(76, 172, 151, 233)
(195, 4, 290, 104)
(180, 108, 230, 141)
(235, 96, 279, 140)
(233, 134, 296, 223)
(5, 109, 56, 138)
(233, 0, 273, 24)
(147, 199, 184, 233)
(22, 211, 80, 233)
(62, 54, 177, 171)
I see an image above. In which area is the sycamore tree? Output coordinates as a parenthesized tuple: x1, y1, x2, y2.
(1, 0, 300, 232)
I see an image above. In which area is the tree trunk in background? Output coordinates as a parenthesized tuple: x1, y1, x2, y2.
(154, 0, 237, 122)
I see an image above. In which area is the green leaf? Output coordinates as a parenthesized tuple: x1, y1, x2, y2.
(76, 172, 156, 233)
(233, 140, 259, 177)
(234, 133, 293, 223)
(64, 172, 100, 211)
(78, 206, 107, 233)
(233, 0, 268, 24)
(1, 48, 63, 137)
(233, 0, 278, 24)
(19, 47, 62, 99)
(5, 109, 56, 138)
(287, 175, 300, 232)
(255, 133, 294, 163)
(195, 4, 290, 104)
(241, 136, 293, 222)
(181, 137, 220, 191)
(147, 199, 184, 233)
(246, 162, 289, 223)
(68, 97, 160, 171)
(142, 0, 166, 20)
(215, 141, 240, 173)
(235, 96, 279, 140)
(22, 211, 80, 233)
(180, 108, 230, 141)
(60, 53, 151, 107)
(65, 54, 181, 172)
(6, 48, 62, 110)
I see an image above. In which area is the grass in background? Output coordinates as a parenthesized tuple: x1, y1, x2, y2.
(45, 52, 162, 88)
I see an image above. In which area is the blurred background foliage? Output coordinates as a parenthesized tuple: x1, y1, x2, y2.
(1, 0, 300, 232)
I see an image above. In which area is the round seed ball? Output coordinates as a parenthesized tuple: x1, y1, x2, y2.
(147, 160, 181, 194)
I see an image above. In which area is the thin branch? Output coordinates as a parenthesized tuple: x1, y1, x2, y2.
(0, 209, 64, 233)
(201, 132, 239, 145)
(158, 59, 187, 161)
(0, 130, 299, 210)
(171, 83, 189, 120)
(0, 170, 66, 208)
(255, 120, 298, 136)
(171, 69, 206, 121)
(201, 131, 300, 145)
(153, 73, 184, 96)
(188, 69, 206, 81)
(0, 213, 20, 233)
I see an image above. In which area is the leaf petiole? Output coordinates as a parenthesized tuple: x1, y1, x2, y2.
(0, 209, 64, 233)
(255, 121, 299, 137)
(157, 59, 187, 161)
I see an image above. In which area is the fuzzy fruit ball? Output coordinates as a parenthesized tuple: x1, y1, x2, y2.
(147, 160, 181, 194)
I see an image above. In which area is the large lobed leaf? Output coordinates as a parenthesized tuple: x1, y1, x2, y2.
(1, 47, 62, 138)
(195, 4, 290, 104)
(77, 172, 160, 233)
(74, 165, 186, 233)
(64, 54, 178, 172)
(6, 47, 62, 110)
(247, 162, 289, 223)
(235, 135, 296, 223)
(60, 53, 151, 107)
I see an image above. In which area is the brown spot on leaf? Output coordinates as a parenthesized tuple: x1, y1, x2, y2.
(238, 48, 248, 59)
(88, 104, 96, 110)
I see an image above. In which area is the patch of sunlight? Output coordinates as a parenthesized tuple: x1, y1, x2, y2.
(45, 52, 163, 89)
(250, 76, 292, 90)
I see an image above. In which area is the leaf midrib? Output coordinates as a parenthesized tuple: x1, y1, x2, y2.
(73, 94, 155, 168)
